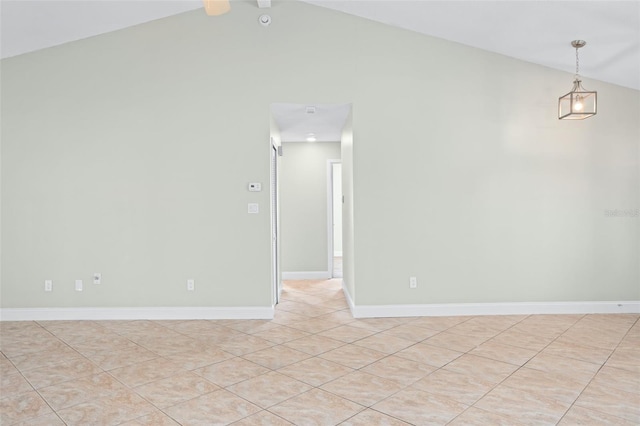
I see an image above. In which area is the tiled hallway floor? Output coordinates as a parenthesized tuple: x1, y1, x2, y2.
(1, 279, 639, 425)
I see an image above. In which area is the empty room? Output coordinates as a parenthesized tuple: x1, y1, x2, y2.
(1, 0, 638, 424)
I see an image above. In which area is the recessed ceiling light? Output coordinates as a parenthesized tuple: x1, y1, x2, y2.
(306, 133, 317, 142)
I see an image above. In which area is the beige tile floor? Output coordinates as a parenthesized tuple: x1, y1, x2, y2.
(1, 279, 638, 425)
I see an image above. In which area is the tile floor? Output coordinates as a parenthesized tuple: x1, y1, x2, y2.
(1, 279, 639, 425)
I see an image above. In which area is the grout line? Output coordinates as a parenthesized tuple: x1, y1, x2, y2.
(557, 314, 640, 424)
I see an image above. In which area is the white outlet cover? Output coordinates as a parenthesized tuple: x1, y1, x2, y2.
(44, 280, 53, 292)
(248, 203, 259, 214)
(409, 277, 417, 288)
(187, 279, 195, 291)
(75, 280, 83, 291)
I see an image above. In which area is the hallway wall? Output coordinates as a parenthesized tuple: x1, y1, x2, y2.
(280, 142, 341, 277)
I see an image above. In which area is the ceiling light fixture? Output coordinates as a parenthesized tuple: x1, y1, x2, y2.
(558, 40, 597, 120)
(203, 0, 230, 16)
(306, 133, 317, 142)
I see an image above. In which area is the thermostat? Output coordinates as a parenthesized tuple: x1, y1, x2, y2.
(248, 183, 262, 192)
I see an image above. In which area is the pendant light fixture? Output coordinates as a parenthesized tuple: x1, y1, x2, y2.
(558, 40, 597, 120)
(203, 0, 230, 16)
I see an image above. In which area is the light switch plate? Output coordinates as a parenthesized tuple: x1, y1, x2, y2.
(75, 280, 83, 292)
(248, 183, 262, 192)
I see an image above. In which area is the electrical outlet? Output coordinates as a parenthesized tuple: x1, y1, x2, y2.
(409, 276, 417, 289)
(93, 273, 101, 285)
(44, 280, 53, 292)
(75, 280, 83, 292)
(187, 279, 195, 291)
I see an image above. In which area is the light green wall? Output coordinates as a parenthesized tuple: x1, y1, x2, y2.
(1, 0, 638, 310)
(280, 142, 341, 273)
(352, 44, 639, 305)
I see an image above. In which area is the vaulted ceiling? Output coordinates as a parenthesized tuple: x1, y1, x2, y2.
(2, 0, 638, 141)
(2, 0, 638, 90)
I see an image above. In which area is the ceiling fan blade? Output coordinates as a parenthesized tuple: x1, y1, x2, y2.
(203, 0, 231, 16)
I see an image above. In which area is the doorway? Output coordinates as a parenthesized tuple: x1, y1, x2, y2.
(270, 102, 352, 306)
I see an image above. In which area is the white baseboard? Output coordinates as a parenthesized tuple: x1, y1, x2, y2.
(342, 280, 356, 315)
(4, 300, 636, 322)
(348, 301, 640, 319)
(0, 306, 275, 322)
(282, 271, 331, 280)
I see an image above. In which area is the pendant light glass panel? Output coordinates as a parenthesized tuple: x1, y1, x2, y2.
(559, 80, 597, 120)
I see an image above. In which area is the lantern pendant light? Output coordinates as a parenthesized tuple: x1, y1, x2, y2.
(558, 40, 597, 120)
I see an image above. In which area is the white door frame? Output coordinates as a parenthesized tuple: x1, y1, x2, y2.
(270, 140, 282, 304)
(327, 159, 341, 278)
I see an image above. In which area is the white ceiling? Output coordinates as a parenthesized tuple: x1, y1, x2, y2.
(0, 0, 204, 59)
(304, 0, 640, 91)
(2, 0, 639, 142)
(271, 103, 351, 142)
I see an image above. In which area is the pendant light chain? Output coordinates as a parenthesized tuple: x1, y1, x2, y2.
(575, 46, 580, 78)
